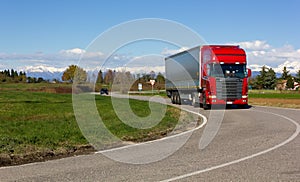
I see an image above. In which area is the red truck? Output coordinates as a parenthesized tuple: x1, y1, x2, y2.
(165, 45, 251, 109)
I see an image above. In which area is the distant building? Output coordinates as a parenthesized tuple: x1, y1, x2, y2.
(276, 80, 287, 91)
(294, 82, 300, 90)
(276, 80, 299, 90)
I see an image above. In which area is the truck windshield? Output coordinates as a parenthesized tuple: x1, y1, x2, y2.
(209, 63, 247, 78)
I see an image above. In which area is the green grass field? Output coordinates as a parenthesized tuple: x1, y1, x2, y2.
(0, 88, 190, 163)
(0, 82, 72, 90)
(249, 90, 300, 99)
(248, 90, 300, 109)
(0, 91, 86, 155)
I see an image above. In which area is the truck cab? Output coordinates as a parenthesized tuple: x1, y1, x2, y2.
(200, 45, 251, 109)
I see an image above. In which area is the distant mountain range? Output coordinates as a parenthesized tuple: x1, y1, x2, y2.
(250, 71, 282, 78)
(23, 65, 65, 81)
(24, 66, 101, 81)
(22, 63, 299, 81)
(26, 71, 63, 81)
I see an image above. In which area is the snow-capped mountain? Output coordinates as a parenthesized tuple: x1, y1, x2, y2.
(249, 61, 300, 74)
(248, 61, 299, 78)
(22, 65, 66, 81)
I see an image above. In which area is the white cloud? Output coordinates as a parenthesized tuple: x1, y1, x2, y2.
(248, 64, 269, 72)
(115, 66, 165, 74)
(59, 48, 104, 58)
(130, 55, 164, 66)
(161, 47, 189, 56)
(231, 40, 271, 51)
(0, 48, 105, 72)
(247, 46, 300, 72)
(60, 48, 86, 55)
(273, 61, 300, 74)
(227, 40, 300, 74)
(92, 54, 165, 74)
(248, 61, 300, 74)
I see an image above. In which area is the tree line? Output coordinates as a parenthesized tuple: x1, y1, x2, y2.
(250, 66, 300, 90)
(61, 65, 165, 86)
(0, 69, 26, 83)
(0, 69, 47, 83)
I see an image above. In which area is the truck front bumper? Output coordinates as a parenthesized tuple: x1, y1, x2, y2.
(208, 97, 248, 105)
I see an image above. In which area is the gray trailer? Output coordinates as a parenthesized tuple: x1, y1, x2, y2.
(165, 46, 201, 105)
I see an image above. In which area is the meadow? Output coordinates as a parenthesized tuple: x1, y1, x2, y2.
(248, 89, 300, 109)
(0, 83, 194, 166)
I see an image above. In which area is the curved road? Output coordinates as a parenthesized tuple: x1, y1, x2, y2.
(1, 96, 299, 181)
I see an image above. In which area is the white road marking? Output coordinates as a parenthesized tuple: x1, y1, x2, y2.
(160, 109, 300, 182)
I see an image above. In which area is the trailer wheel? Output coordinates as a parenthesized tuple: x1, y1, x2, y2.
(175, 92, 181, 105)
(192, 95, 198, 107)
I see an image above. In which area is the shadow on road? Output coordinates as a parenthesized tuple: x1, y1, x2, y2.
(180, 100, 252, 110)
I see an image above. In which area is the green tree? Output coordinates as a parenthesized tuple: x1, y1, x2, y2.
(37, 77, 45, 83)
(62, 65, 87, 83)
(10, 69, 15, 78)
(281, 66, 290, 80)
(141, 73, 151, 82)
(286, 76, 294, 89)
(4, 69, 10, 77)
(156, 73, 165, 84)
(265, 68, 277, 89)
(104, 69, 114, 85)
(96, 70, 104, 84)
(14, 70, 18, 78)
(150, 70, 156, 79)
(295, 70, 300, 83)
(254, 66, 268, 89)
(16, 71, 26, 82)
(253, 66, 278, 89)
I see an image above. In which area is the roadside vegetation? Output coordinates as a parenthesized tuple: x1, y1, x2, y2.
(247, 66, 300, 109)
(248, 89, 300, 109)
(0, 86, 195, 166)
(249, 66, 300, 90)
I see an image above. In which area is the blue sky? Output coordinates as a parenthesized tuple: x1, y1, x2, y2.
(0, 0, 300, 74)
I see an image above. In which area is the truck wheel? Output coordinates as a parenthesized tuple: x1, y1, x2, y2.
(203, 95, 210, 110)
(171, 92, 175, 104)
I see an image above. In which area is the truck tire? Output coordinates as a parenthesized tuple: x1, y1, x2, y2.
(171, 92, 175, 104)
(192, 95, 198, 107)
(203, 95, 210, 110)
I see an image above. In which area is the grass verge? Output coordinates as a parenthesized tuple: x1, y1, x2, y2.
(249, 89, 300, 109)
(0, 89, 196, 166)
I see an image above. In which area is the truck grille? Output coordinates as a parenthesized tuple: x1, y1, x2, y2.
(216, 78, 243, 100)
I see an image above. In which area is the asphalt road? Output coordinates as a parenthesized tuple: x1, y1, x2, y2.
(1, 95, 299, 181)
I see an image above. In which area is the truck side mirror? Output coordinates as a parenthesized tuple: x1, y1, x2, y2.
(247, 68, 252, 78)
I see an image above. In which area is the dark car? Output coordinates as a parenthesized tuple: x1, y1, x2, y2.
(100, 88, 109, 95)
